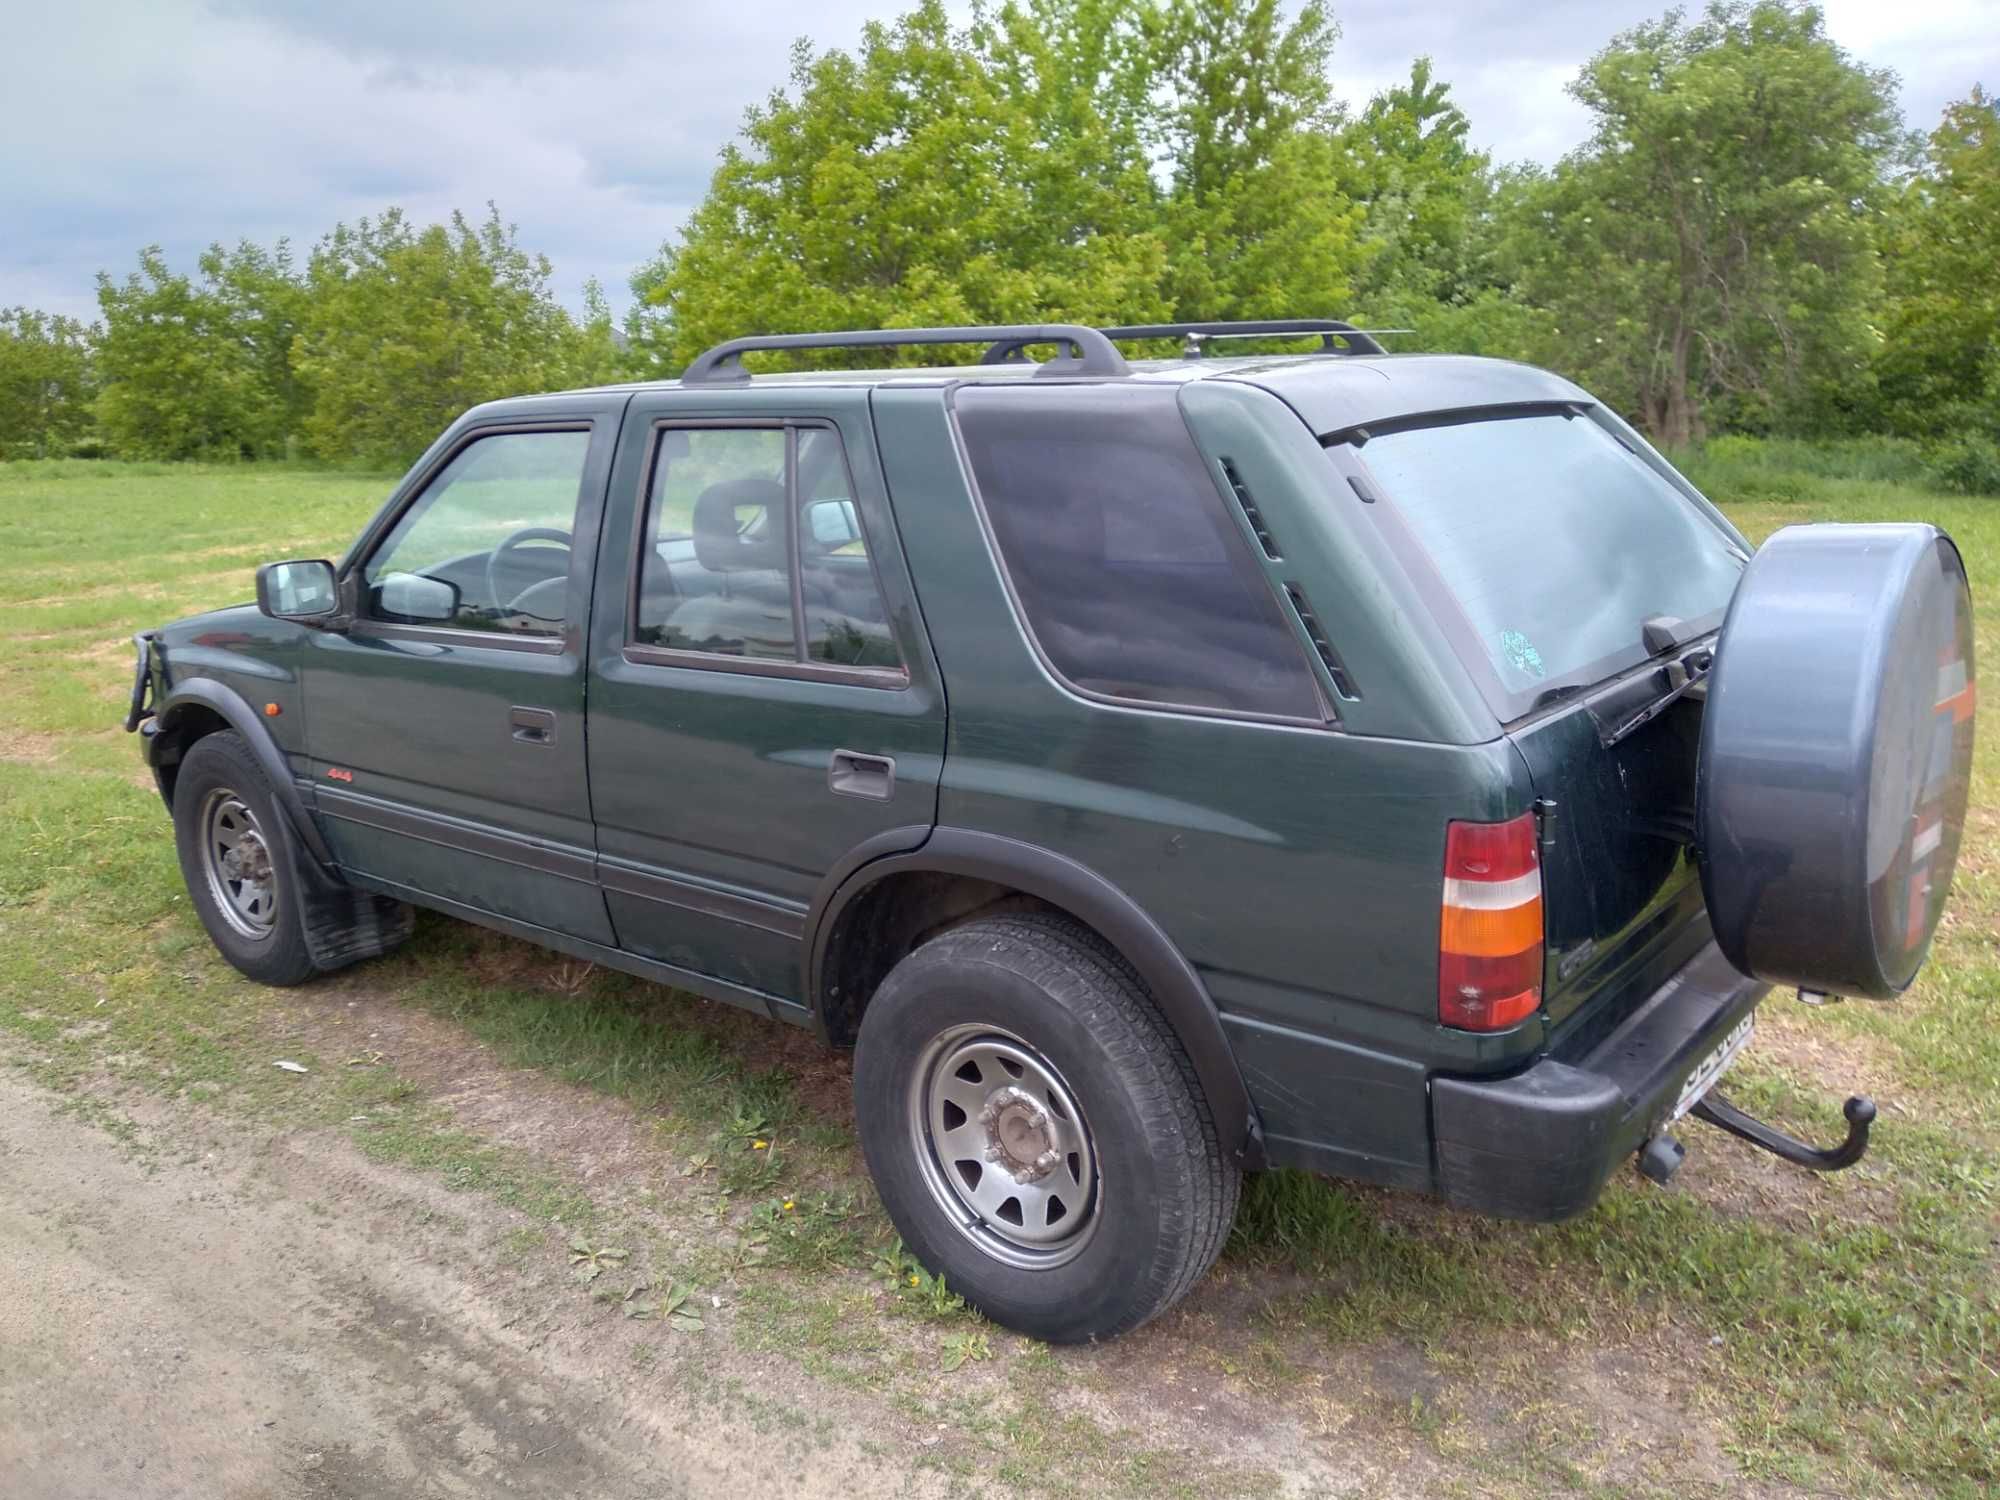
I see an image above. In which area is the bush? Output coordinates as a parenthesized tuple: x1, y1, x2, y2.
(1927, 435, 2000, 497)
(1668, 434, 1935, 502)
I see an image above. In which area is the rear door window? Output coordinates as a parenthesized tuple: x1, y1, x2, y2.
(633, 424, 905, 676)
(1350, 412, 1745, 717)
(637, 427, 796, 660)
(954, 385, 1323, 722)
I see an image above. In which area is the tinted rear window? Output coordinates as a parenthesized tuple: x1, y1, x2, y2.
(956, 385, 1322, 722)
(1353, 413, 1745, 716)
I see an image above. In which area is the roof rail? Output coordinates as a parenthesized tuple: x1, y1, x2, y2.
(681, 325, 1130, 386)
(1101, 319, 1390, 357)
(983, 318, 1393, 364)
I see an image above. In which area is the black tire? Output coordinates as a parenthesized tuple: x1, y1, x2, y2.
(172, 731, 318, 987)
(853, 913, 1239, 1342)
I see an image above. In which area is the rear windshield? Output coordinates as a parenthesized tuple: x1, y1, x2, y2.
(1351, 412, 1745, 718)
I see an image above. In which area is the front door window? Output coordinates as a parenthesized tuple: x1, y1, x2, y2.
(363, 429, 591, 636)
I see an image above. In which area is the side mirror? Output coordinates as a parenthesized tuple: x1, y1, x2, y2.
(805, 498, 862, 550)
(255, 559, 339, 622)
(376, 571, 461, 624)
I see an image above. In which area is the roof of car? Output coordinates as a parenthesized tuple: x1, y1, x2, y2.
(548, 353, 1592, 438)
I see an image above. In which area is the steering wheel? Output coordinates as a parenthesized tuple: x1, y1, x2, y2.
(486, 527, 572, 622)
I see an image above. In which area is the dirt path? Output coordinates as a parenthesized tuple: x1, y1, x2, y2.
(0, 977, 1806, 1500)
(0, 1069, 933, 1500)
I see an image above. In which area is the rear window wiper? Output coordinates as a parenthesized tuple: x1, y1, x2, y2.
(1598, 618, 1716, 747)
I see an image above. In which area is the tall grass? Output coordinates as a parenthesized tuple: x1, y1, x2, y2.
(1670, 433, 2000, 501)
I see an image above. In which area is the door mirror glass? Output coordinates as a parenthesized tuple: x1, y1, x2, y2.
(375, 571, 461, 623)
(255, 559, 338, 621)
(805, 497, 861, 550)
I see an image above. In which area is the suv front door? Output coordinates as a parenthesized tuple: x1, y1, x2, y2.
(585, 386, 945, 1011)
(304, 394, 627, 943)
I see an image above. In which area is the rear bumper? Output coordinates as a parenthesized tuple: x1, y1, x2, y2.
(1430, 941, 1769, 1221)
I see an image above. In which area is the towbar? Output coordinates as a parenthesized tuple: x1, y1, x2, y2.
(1689, 1091, 1876, 1172)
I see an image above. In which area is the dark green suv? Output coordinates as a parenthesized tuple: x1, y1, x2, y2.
(128, 320, 1976, 1342)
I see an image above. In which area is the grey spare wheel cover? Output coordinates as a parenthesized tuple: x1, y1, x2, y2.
(1697, 523, 1975, 999)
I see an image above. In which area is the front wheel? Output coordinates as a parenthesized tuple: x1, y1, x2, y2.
(852, 913, 1239, 1342)
(173, 731, 317, 986)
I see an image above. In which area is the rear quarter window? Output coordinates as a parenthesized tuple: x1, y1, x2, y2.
(954, 385, 1323, 723)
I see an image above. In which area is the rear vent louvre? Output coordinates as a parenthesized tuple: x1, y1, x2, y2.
(1284, 583, 1361, 700)
(1220, 460, 1281, 560)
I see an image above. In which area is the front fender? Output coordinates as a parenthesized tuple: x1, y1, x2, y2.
(147, 677, 335, 868)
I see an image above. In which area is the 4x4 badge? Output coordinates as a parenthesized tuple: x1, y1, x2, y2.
(325, 767, 354, 783)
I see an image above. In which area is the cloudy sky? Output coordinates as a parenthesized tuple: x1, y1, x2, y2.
(5, 1, 1994, 326)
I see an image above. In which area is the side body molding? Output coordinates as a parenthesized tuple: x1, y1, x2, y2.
(148, 678, 336, 868)
(805, 827, 1267, 1167)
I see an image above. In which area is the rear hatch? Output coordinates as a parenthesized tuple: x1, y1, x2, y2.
(1345, 406, 1749, 1037)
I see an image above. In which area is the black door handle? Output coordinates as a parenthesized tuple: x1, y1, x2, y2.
(829, 749, 894, 800)
(510, 706, 557, 746)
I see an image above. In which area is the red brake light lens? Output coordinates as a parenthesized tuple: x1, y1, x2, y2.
(1439, 813, 1543, 1031)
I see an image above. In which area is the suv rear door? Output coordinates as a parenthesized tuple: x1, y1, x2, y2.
(584, 385, 945, 1008)
(1342, 406, 1749, 1032)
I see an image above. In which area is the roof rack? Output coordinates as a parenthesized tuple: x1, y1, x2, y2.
(986, 318, 1393, 363)
(680, 325, 1130, 386)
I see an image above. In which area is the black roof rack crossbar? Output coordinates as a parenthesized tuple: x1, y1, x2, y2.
(682, 325, 1130, 385)
(984, 319, 1394, 364)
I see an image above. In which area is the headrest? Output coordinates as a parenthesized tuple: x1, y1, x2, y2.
(693, 478, 788, 573)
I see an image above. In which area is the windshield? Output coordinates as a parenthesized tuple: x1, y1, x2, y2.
(1351, 411, 1746, 719)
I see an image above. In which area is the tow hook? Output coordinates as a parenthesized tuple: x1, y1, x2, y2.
(1636, 1134, 1687, 1184)
(1689, 1091, 1876, 1172)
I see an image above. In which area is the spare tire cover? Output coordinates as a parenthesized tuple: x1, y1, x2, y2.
(1697, 523, 1975, 999)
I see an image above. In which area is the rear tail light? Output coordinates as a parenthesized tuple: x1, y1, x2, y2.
(1439, 812, 1543, 1031)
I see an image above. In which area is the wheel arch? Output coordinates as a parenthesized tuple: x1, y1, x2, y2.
(148, 677, 335, 867)
(806, 828, 1266, 1167)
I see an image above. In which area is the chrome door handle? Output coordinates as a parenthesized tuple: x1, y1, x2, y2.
(510, 706, 557, 746)
(828, 749, 894, 800)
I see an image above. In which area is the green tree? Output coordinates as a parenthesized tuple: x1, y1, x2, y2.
(95, 243, 305, 459)
(1339, 58, 1490, 308)
(1140, 0, 1366, 324)
(1875, 87, 2000, 436)
(293, 205, 607, 467)
(628, 0, 1169, 373)
(628, 0, 1389, 369)
(0, 307, 97, 459)
(201, 240, 311, 454)
(1505, 2, 1906, 445)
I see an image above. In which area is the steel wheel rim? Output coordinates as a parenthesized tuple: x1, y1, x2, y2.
(908, 1023, 1100, 1270)
(198, 787, 277, 940)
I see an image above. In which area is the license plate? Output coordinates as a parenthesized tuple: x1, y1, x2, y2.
(1670, 1013, 1755, 1121)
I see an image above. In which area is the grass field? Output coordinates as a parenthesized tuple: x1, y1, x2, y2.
(1, 452, 1995, 1496)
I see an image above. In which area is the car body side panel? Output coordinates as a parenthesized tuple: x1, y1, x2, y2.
(870, 383, 1544, 1183)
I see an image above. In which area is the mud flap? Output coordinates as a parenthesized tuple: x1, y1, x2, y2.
(272, 803, 414, 973)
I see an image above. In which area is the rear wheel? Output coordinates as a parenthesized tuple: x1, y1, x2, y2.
(173, 732, 316, 986)
(853, 913, 1238, 1342)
